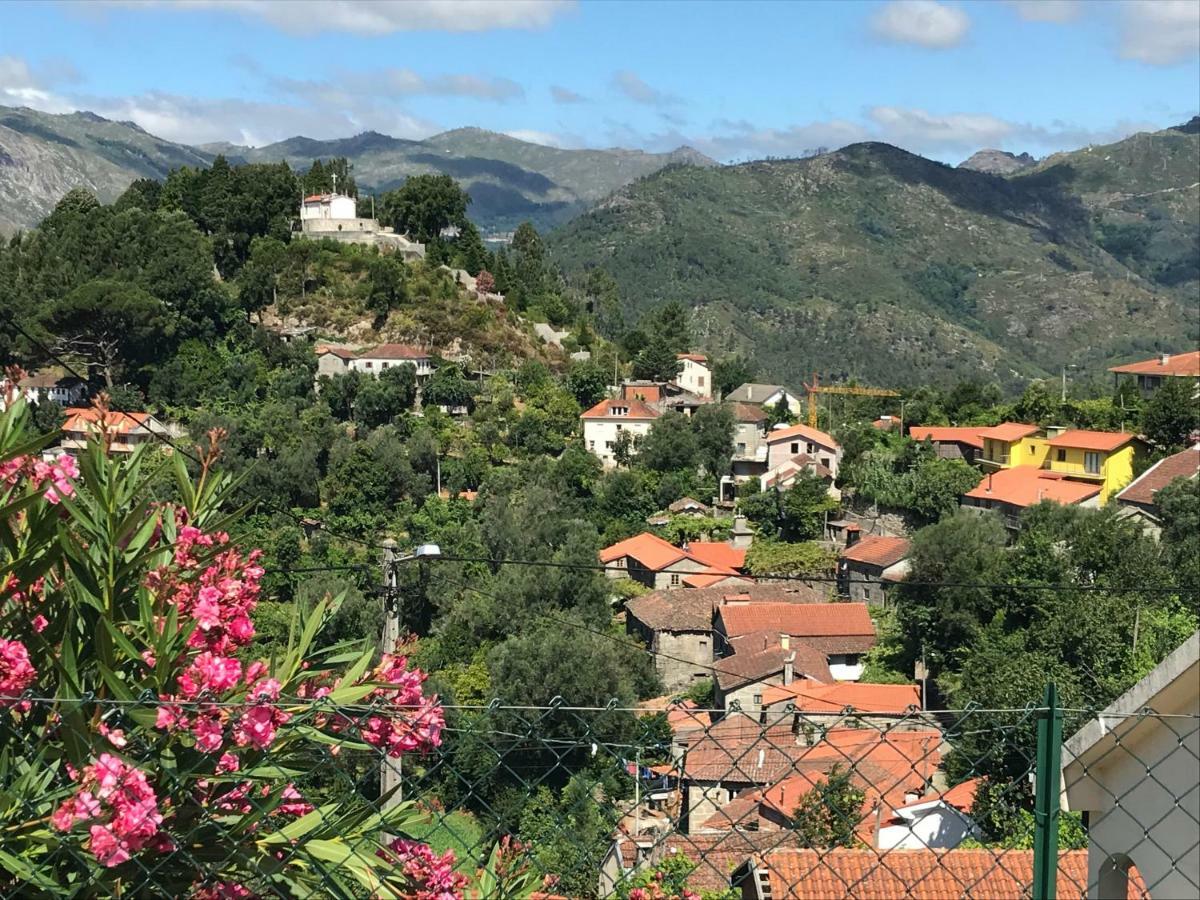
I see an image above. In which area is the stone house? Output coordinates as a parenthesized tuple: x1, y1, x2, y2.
(730, 402, 770, 482)
(962, 466, 1102, 530)
(1115, 443, 1200, 538)
(600, 531, 753, 591)
(713, 601, 875, 682)
(837, 533, 911, 605)
(1063, 630, 1199, 900)
(713, 633, 833, 715)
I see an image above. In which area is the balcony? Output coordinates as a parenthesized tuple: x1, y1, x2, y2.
(980, 453, 1009, 470)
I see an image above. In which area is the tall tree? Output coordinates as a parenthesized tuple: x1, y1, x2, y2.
(380, 174, 469, 243)
(712, 355, 754, 398)
(693, 403, 735, 476)
(631, 337, 683, 382)
(1141, 377, 1200, 451)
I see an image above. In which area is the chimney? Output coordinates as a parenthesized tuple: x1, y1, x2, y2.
(1161, 353, 1170, 366)
(730, 515, 754, 550)
(783, 650, 796, 686)
(845, 524, 861, 547)
(780, 633, 790, 651)
(748, 386, 754, 401)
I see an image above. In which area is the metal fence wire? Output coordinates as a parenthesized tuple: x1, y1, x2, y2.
(0, 692, 1195, 898)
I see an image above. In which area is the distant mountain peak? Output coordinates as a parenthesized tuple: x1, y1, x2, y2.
(958, 149, 1037, 175)
(1171, 115, 1200, 135)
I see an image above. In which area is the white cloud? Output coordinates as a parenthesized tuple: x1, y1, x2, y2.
(363, 69, 523, 101)
(98, 0, 574, 34)
(1118, 0, 1200, 65)
(611, 70, 679, 106)
(0, 55, 76, 112)
(550, 85, 587, 104)
(867, 106, 1016, 150)
(1006, 0, 1083, 23)
(504, 128, 570, 147)
(869, 0, 970, 49)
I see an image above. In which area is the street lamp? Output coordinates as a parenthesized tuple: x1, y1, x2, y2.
(379, 540, 441, 806)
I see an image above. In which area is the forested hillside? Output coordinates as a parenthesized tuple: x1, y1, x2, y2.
(549, 125, 1200, 390)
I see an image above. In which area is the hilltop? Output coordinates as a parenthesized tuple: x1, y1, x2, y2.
(548, 126, 1200, 389)
(0, 105, 713, 234)
(959, 149, 1036, 175)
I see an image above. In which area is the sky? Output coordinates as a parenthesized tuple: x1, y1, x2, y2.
(0, 0, 1198, 163)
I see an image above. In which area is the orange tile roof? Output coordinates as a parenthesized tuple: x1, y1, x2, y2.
(977, 422, 1040, 442)
(599, 532, 686, 569)
(682, 572, 752, 589)
(626, 584, 829, 632)
(580, 398, 662, 420)
(760, 679, 921, 714)
(359, 343, 430, 360)
(908, 425, 984, 450)
(965, 468, 1101, 508)
(714, 638, 833, 689)
(677, 353, 708, 362)
(840, 536, 911, 568)
(1117, 444, 1200, 508)
(687, 542, 747, 570)
(717, 602, 875, 641)
(765, 422, 840, 449)
(63, 408, 152, 434)
(1046, 429, 1136, 452)
(1109, 350, 1200, 377)
(753, 848, 1147, 899)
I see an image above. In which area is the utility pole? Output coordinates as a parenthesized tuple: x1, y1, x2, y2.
(380, 539, 402, 805)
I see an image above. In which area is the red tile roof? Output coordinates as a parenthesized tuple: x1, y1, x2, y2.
(1117, 444, 1200, 508)
(730, 402, 768, 423)
(626, 584, 829, 632)
(359, 343, 430, 360)
(977, 422, 1040, 442)
(714, 638, 833, 689)
(610, 833, 800, 894)
(682, 572, 752, 589)
(63, 408, 153, 435)
(580, 398, 662, 420)
(752, 848, 1147, 899)
(840, 536, 911, 568)
(600, 532, 687, 569)
(762, 454, 834, 488)
(765, 423, 840, 450)
(965, 468, 1101, 508)
(908, 426, 984, 450)
(677, 353, 709, 362)
(1109, 350, 1200, 377)
(717, 602, 874, 641)
(1046, 429, 1136, 452)
(760, 679, 921, 714)
(688, 542, 747, 571)
(316, 345, 358, 359)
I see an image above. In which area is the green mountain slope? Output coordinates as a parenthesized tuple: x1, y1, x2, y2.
(0, 106, 212, 233)
(233, 127, 713, 233)
(549, 137, 1199, 389)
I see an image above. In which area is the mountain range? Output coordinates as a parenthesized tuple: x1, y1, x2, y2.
(549, 119, 1199, 389)
(0, 105, 711, 235)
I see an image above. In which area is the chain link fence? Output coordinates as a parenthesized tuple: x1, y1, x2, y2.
(0, 692, 1194, 898)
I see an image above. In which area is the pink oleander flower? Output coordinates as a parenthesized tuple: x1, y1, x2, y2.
(180, 652, 243, 698)
(98, 722, 127, 749)
(232, 702, 289, 751)
(51, 754, 163, 868)
(379, 838, 467, 900)
(193, 883, 253, 900)
(276, 784, 313, 817)
(0, 638, 36, 703)
(215, 752, 240, 774)
(31, 614, 48, 633)
(353, 654, 444, 758)
(191, 713, 226, 753)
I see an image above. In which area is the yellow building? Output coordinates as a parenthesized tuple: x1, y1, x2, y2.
(979, 423, 1048, 470)
(1043, 430, 1143, 505)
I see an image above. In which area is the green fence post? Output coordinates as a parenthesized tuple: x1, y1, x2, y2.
(1032, 682, 1064, 900)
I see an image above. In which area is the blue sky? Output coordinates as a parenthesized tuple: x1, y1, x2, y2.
(1, 0, 1197, 162)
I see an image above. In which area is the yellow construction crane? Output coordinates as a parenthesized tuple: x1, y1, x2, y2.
(804, 373, 900, 427)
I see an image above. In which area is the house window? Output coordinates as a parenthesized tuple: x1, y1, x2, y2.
(363, 362, 373, 369)
(588, 440, 595, 450)
(1056, 449, 1067, 462)
(614, 558, 625, 568)
(752, 694, 763, 705)
(605, 441, 615, 450)
(821, 457, 830, 468)
(807, 442, 815, 453)
(699, 639, 708, 649)
(698, 376, 705, 387)
(670, 573, 680, 586)
(791, 442, 800, 454)
(1084, 452, 1102, 474)
(736, 442, 746, 454)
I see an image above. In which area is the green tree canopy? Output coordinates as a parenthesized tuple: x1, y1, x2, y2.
(380, 174, 470, 243)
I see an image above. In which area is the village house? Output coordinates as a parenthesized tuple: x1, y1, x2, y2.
(580, 397, 661, 468)
(600, 531, 750, 591)
(725, 383, 803, 416)
(674, 353, 713, 399)
(59, 408, 175, 455)
(1115, 444, 1200, 537)
(1109, 349, 1200, 398)
(729, 402, 770, 482)
(1, 370, 88, 409)
(713, 632, 835, 715)
(733, 848, 1127, 900)
(760, 423, 843, 494)
(875, 778, 983, 851)
(978, 421, 1046, 470)
(837, 532, 911, 605)
(962, 467, 1102, 529)
(1044, 429, 1144, 504)
(598, 832, 793, 899)
(624, 584, 827, 693)
(758, 680, 922, 728)
(907, 425, 984, 463)
(316, 343, 435, 383)
(1063, 630, 1198, 900)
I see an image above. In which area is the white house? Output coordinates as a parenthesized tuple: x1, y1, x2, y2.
(725, 383, 803, 415)
(316, 344, 435, 383)
(674, 353, 712, 399)
(300, 192, 358, 222)
(875, 779, 983, 850)
(298, 192, 425, 258)
(580, 398, 661, 468)
(1, 371, 88, 409)
(1063, 630, 1199, 900)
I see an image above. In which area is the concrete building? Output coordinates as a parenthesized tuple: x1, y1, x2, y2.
(580, 397, 661, 468)
(1109, 350, 1200, 398)
(730, 402, 770, 482)
(1063, 630, 1199, 900)
(675, 353, 712, 399)
(725, 383, 803, 416)
(316, 343, 435, 382)
(837, 533, 911, 605)
(1115, 444, 1200, 537)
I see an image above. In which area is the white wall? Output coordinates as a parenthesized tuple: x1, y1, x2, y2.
(827, 654, 864, 681)
(676, 359, 712, 398)
(876, 806, 981, 850)
(767, 436, 841, 479)
(349, 358, 433, 378)
(583, 418, 654, 468)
